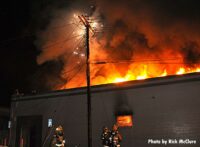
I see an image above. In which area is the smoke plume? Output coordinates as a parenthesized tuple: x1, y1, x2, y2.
(35, 0, 200, 89)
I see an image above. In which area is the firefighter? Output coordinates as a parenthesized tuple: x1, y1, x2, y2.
(110, 124, 122, 147)
(101, 126, 111, 147)
(51, 125, 65, 147)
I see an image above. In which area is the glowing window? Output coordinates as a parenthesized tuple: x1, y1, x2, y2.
(116, 115, 133, 127)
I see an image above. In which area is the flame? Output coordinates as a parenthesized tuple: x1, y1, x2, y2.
(160, 69, 167, 77)
(117, 115, 133, 127)
(176, 67, 185, 75)
(136, 65, 148, 80)
(111, 65, 200, 84)
(108, 65, 200, 84)
(59, 62, 200, 90)
(39, 13, 200, 90)
(57, 14, 200, 89)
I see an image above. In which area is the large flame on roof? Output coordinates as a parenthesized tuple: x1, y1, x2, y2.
(57, 14, 200, 89)
(36, 7, 200, 90)
(60, 64, 200, 89)
(58, 34, 200, 89)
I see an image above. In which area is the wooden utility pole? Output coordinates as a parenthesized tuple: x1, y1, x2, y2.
(78, 15, 93, 147)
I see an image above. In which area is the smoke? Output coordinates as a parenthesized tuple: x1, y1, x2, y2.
(34, 0, 200, 89)
(30, 60, 66, 91)
(114, 91, 132, 116)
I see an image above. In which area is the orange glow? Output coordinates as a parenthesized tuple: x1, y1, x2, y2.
(59, 61, 200, 89)
(114, 78, 128, 83)
(109, 65, 200, 84)
(176, 67, 186, 75)
(160, 69, 167, 77)
(117, 115, 133, 127)
(42, 13, 200, 90)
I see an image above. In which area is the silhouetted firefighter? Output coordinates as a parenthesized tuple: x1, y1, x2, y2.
(51, 125, 65, 147)
(101, 126, 111, 147)
(101, 124, 122, 147)
(110, 124, 122, 147)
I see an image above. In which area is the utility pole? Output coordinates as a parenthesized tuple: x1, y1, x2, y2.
(78, 15, 94, 147)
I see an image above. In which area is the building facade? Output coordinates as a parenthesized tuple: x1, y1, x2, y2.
(10, 73, 200, 147)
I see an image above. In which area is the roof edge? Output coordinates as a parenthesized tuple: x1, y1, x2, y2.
(12, 72, 200, 102)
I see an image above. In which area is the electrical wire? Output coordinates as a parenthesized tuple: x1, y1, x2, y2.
(0, 20, 80, 46)
(45, 22, 76, 30)
(41, 34, 83, 50)
(91, 58, 200, 65)
(65, 64, 85, 85)
(0, 23, 71, 45)
(41, 24, 79, 48)
(59, 38, 85, 76)
(62, 38, 85, 74)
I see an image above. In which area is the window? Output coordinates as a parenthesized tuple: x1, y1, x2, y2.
(116, 115, 133, 127)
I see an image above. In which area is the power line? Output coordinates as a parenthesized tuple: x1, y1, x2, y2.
(41, 34, 83, 49)
(45, 22, 76, 30)
(0, 21, 80, 46)
(62, 37, 85, 75)
(65, 64, 85, 84)
(40, 20, 86, 50)
(91, 58, 200, 64)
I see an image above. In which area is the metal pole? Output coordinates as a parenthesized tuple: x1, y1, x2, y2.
(86, 25, 92, 147)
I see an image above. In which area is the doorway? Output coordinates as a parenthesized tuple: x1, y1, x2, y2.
(16, 115, 42, 147)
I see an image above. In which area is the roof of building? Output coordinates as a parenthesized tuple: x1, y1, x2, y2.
(12, 72, 200, 102)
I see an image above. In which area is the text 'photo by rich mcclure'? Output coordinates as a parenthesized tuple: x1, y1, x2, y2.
(148, 138, 197, 145)
(1, 0, 200, 147)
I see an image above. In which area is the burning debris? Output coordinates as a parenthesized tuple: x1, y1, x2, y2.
(35, 0, 200, 90)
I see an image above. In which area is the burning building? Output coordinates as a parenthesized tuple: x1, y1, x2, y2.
(8, 0, 200, 146)
(30, 0, 200, 91)
(10, 72, 200, 146)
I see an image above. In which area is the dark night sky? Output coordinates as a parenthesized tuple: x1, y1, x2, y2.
(1, 0, 200, 107)
(0, 0, 38, 106)
(0, 0, 70, 107)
